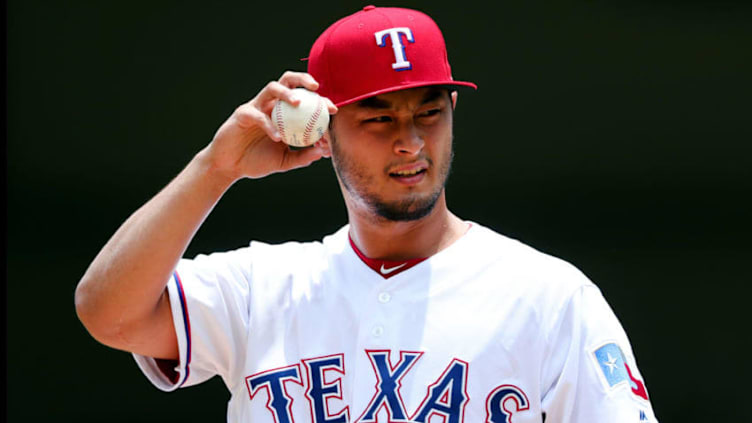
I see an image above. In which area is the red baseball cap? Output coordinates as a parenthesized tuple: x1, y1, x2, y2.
(307, 5, 477, 107)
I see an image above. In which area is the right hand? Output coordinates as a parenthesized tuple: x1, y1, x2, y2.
(204, 71, 338, 181)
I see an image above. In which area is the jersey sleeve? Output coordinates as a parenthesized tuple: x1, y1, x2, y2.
(541, 285, 659, 422)
(133, 247, 253, 391)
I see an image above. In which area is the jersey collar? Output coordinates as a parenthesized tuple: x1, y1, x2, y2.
(348, 235, 427, 279)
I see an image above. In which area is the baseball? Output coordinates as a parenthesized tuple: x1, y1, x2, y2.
(272, 88, 330, 147)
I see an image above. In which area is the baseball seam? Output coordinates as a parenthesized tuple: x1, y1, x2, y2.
(302, 98, 323, 146)
(274, 102, 287, 143)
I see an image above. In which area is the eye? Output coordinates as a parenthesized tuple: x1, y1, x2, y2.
(364, 115, 392, 123)
(418, 108, 442, 118)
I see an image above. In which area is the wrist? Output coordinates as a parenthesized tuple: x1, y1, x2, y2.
(191, 148, 239, 194)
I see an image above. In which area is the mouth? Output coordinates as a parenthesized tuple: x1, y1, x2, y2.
(390, 168, 427, 177)
(389, 162, 428, 185)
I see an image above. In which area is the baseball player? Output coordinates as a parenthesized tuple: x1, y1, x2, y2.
(75, 6, 659, 422)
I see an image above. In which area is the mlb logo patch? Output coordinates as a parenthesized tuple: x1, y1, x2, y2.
(592, 342, 649, 401)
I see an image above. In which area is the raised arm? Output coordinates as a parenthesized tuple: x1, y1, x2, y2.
(74, 72, 336, 360)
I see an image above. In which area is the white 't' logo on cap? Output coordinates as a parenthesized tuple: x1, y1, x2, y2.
(374, 27, 415, 71)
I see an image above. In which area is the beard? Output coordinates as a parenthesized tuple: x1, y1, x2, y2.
(329, 132, 454, 222)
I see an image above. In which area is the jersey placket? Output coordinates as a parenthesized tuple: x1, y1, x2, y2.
(348, 274, 405, 416)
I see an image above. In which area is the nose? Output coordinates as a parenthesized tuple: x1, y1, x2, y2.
(393, 122, 424, 156)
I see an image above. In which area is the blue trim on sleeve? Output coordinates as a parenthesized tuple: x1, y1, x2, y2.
(173, 271, 192, 387)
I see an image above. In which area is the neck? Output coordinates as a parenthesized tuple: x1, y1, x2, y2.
(346, 192, 468, 261)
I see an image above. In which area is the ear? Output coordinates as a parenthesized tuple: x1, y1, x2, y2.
(315, 133, 332, 158)
(451, 91, 458, 110)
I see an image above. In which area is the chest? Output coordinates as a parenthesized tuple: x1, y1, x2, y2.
(235, 272, 547, 422)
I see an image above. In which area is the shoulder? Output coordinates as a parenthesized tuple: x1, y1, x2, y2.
(465, 223, 627, 341)
(452, 223, 603, 332)
(177, 225, 349, 286)
(245, 225, 349, 275)
(463, 222, 594, 293)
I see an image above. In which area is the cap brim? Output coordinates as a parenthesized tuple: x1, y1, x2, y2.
(333, 80, 477, 107)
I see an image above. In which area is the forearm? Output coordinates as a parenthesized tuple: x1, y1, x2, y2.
(75, 147, 234, 347)
(75, 71, 331, 357)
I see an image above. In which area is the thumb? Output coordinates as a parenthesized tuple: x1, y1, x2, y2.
(279, 144, 328, 172)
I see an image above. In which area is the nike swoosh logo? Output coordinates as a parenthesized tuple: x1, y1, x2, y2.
(380, 263, 407, 274)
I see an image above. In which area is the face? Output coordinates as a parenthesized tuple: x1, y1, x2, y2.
(325, 87, 456, 222)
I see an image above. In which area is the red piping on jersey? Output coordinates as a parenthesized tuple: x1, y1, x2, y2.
(348, 235, 428, 279)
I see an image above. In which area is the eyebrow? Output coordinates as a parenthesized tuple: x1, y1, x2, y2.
(355, 88, 447, 109)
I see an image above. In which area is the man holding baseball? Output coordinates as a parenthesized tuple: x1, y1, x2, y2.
(75, 6, 658, 422)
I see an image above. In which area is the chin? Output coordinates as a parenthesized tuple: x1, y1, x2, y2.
(371, 191, 441, 222)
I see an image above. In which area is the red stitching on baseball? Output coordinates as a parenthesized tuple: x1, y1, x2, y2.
(303, 98, 323, 146)
(274, 102, 287, 142)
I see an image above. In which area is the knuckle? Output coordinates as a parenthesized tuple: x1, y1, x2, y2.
(233, 104, 247, 118)
(265, 81, 278, 91)
(267, 81, 287, 96)
(234, 105, 261, 126)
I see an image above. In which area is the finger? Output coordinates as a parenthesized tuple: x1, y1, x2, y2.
(314, 140, 331, 158)
(322, 97, 338, 115)
(255, 81, 300, 112)
(279, 143, 326, 171)
(278, 71, 319, 91)
(234, 103, 282, 141)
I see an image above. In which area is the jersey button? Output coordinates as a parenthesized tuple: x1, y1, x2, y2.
(378, 292, 391, 303)
(372, 326, 384, 337)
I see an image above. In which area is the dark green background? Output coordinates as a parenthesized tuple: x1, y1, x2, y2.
(7, 1, 751, 421)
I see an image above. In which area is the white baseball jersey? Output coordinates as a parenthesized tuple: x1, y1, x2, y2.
(134, 223, 658, 422)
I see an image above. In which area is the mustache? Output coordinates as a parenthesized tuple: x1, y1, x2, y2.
(383, 156, 433, 173)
